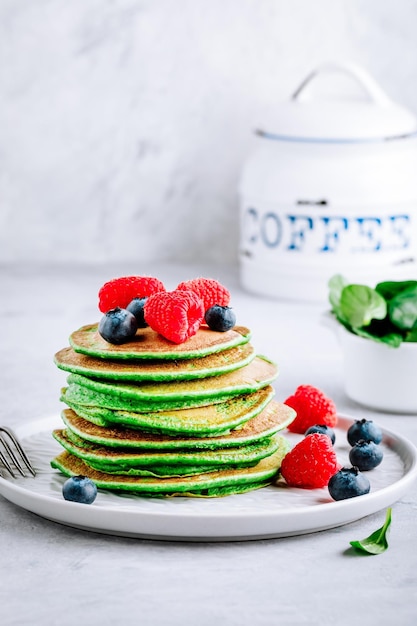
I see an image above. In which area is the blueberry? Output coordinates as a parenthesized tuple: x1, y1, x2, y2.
(62, 475, 97, 504)
(126, 297, 148, 327)
(349, 440, 383, 471)
(347, 419, 383, 446)
(204, 305, 236, 332)
(328, 467, 370, 500)
(98, 307, 138, 344)
(305, 424, 336, 444)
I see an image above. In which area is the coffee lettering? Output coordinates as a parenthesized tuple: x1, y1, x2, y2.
(389, 215, 410, 249)
(244, 207, 259, 244)
(286, 215, 314, 251)
(319, 217, 349, 252)
(261, 212, 282, 248)
(242, 206, 413, 254)
(354, 217, 382, 251)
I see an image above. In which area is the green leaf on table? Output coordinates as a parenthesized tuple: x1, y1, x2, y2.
(350, 508, 392, 555)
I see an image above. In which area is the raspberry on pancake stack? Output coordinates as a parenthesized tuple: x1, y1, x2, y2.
(51, 276, 295, 497)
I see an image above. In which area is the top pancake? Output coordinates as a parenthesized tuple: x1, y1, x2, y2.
(70, 323, 251, 361)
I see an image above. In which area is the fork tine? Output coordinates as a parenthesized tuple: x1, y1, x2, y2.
(0, 448, 17, 477)
(0, 427, 36, 477)
(2, 427, 35, 475)
(0, 435, 26, 476)
(0, 446, 24, 476)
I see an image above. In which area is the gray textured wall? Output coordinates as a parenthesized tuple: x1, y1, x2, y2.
(2, 0, 417, 265)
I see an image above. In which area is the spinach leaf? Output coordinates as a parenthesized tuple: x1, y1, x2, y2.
(389, 284, 417, 330)
(405, 326, 417, 342)
(340, 284, 387, 329)
(355, 317, 404, 346)
(376, 280, 417, 301)
(328, 275, 417, 345)
(350, 508, 392, 555)
(328, 274, 347, 314)
(354, 327, 403, 347)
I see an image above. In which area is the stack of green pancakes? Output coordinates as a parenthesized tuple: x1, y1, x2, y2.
(51, 323, 295, 497)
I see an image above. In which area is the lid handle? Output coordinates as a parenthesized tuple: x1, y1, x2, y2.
(291, 62, 393, 107)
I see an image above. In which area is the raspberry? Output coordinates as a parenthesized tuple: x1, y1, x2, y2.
(144, 290, 205, 343)
(98, 276, 165, 312)
(284, 384, 337, 434)
(280, 433, 339, 488)
(176, 278, 230, 312)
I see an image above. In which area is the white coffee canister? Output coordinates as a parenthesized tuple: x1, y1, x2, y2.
(239, 63, 417, 302)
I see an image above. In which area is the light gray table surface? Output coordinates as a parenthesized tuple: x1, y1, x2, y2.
(1, 262, 416, 626)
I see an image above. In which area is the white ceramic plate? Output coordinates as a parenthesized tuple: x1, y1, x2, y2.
(0, 415, 416, 541)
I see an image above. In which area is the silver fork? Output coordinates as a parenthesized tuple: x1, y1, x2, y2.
(0, 426, 36, 478)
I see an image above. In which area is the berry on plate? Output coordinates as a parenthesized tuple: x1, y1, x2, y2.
(62, 475, 98, 504)
(284, 384, 337, 434)
(280, 433, 339, 488)
(176, 278, 230, 312)
(98, 307, 138, 344)
(328, 466, 371, 500)
(204, 305, 236, 332)
(98, 276, 166, 313)
(144, 290, 205, 343)
(305, 424, 336, 444)
(349, 440, 384, 471)
(347, 419, 383, 446)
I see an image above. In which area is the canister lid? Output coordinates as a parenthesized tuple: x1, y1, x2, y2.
(257, 63, 417, 143)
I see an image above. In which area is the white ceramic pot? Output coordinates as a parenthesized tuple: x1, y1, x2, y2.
(334, 322, 417, 414)
(239, 63, 417, 302)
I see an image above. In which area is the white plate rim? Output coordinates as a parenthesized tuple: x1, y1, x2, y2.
(0, 414, 416, 541)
